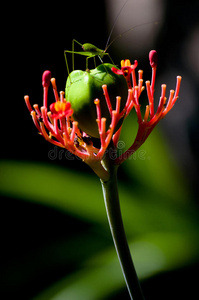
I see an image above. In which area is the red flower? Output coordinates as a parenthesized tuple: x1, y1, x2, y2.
(112, 59, 138, 88)
(50, 101, 73, 119)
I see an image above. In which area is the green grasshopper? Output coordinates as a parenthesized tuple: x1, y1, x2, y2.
(64, 39, 115, 75)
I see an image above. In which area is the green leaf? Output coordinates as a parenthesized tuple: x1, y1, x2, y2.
(0, 159, 198, 237)
(0, 160, 106, 224)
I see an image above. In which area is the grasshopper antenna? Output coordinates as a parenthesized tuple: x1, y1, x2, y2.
(105, 20, 159, 53)
(105, 0, 130, 52)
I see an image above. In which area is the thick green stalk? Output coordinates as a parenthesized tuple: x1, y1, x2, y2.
(100, 166, 145, 300)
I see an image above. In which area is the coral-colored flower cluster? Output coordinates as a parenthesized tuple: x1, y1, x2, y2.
(111, 51, 182, 164)
(24, 50, 181, 167)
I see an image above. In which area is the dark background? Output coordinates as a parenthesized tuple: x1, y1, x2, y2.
(1, 0, 199, 299)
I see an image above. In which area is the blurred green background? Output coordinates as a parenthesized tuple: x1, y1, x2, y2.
(1, 0, 199, 299)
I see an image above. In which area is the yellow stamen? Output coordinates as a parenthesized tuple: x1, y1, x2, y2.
(121, 59, 131, 68)
(54, 101, 66, 112)
(124, 59, 131, 67)
(121, 60, 125, 67)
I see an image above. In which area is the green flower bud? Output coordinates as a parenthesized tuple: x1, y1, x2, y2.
(65, 64, 128, 137)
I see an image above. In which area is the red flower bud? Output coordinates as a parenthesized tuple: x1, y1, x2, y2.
(149, 50, 158, 68)
(42, 70, 52, 87)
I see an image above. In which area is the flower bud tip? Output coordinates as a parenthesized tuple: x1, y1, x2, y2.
(149, 50, 158, 68)
(42, 70, 52, 87)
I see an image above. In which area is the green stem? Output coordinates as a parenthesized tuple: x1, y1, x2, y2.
(100, 165, 145, 300)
